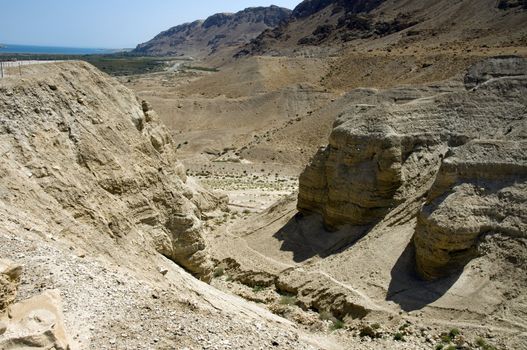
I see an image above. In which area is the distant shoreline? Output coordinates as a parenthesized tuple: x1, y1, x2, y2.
(0, 44, 123, 55)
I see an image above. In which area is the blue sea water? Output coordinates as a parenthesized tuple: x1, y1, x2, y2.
(0, 44, 119, 55)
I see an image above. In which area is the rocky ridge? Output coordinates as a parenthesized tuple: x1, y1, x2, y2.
(133, 6, 291, 58)
(237, 0, 527, 57)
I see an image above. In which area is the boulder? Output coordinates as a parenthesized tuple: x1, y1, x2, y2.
(0, 290, 73, 350)
(0, 260, 22, 311)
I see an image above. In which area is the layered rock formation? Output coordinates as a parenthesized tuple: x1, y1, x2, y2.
(414, 141, 527, 279)
(298, 56, 527, 277)
(133, 6, 291, 58)
(0, 61, 225, 280)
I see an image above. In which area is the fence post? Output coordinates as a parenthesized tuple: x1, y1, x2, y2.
(18, 62, 22, 76)
(0, 62, 3, 78)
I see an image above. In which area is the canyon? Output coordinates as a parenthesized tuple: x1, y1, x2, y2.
(1, 0, 527, 349)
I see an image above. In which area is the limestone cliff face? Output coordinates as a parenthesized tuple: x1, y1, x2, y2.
(298, 56, 527, 277)
(298, 123, 408, 229)
(414, 141, 527, 279)
(0, 62, 225, 280)
(298, 86, 454, 229)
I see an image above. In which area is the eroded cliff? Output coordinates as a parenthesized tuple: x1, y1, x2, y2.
(0, 61, 226, 280)
(298, 56, 527, 278)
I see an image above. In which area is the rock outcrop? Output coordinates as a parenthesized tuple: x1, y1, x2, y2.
(0, 260, 21, 312)
(0, 290, 72, 350)
(0, 61, 225, 280)
(298, 56, 526, 277)
(0, 260, 72, 350)
(133, 6, 291, 58)
(414, 140, 527, 279)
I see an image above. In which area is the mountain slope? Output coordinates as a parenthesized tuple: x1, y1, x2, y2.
(133, 6, 291, 58)
(237, 0, 527, 57)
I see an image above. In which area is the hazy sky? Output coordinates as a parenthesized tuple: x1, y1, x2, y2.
(0, 0, 301, 49)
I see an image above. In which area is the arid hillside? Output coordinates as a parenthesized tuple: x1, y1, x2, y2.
(0, 62, 340, 350)
(2, 0, 526, 349)
(237, 0, 527, 57)
(206, 56, 527, 350)
(133, 6, 291, 60)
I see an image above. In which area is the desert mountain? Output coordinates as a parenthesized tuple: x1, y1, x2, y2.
(133, 6, 291, 58)
(237, 0, 527, 57)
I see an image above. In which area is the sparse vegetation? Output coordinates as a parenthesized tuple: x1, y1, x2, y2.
(475, 337, 498, 350)
(330, 319, 345, 331)
(393, 332, 405, 341)
(319, 311, 334, 321)
(449, 328, 461, 338)
(252, 285, 265, 293)
(440, 333, 452, 343)
(213, 267, 224, 277)
(359, 324, 381, 338)
(279, 294, 297, 306)
(182, 64, 219, 72)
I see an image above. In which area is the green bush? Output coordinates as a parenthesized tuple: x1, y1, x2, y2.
(476, 337, 497, 350)
(330, 319, 345, 331)
(393, 332, 405, 341)
(440, 333, 452, 343)
(449, 328, 461, 338)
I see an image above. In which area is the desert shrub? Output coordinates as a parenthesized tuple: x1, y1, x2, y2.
(319, 311, 335, 321)
(213, 267, 224, 277)
(252, 285, 265, 293)
(476, 337, 497, 350)
(399, 322, 411, 331)
(279, 295, 297, 305)
(449, 328, 461, 338)
(393, 332, 405, 341)
(440, 333, 452, 343)
(330, 319, 345, 331)
(359, 325, 381, 338)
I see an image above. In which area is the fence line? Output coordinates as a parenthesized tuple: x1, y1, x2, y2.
(0, 60, 66, 78)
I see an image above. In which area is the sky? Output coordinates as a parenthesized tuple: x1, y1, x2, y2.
(0, 0, 301, 49)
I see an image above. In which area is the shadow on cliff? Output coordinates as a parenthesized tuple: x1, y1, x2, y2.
(386, 241, 463, 311)
(272, 212, 369, 263)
